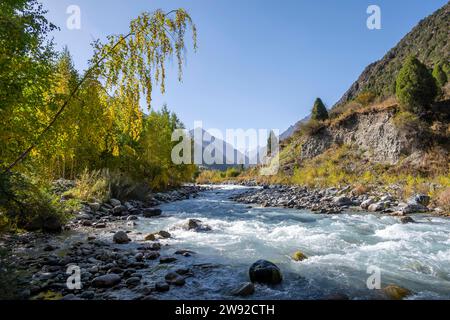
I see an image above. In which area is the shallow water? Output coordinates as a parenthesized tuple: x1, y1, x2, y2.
(135, 185, 450, 300)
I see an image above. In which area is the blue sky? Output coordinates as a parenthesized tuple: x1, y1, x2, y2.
(41, 0, 447, 142)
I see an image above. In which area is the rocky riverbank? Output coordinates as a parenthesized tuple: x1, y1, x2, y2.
(0, 185, 210, 300)
(230, 184, 446, 217)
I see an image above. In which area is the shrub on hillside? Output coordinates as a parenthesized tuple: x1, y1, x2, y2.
(395, 56, 438, 114)
(355, 91, 376, 106)
(435, 187, 450, 212)
(297, 119, 325, 136)
(392, 111, 428, 133)
(311, 98, 329, 121)
(432, 61, 449, 88)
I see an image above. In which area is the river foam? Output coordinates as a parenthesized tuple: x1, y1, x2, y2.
(137, 186, 450, 300)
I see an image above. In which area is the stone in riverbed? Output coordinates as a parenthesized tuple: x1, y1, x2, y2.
(409, 194, 430, 206)
(145, 252, 160, 260)
(174, 249, 196, 256)
(143, 208, 162, 218)
(399, 216, 415, 224)
(157, 230, 171, 239)
(182, 219, 212, 232)
(360, 198, 375, 210)
(368, 202, 385, 212)
(159, 256, 177, 264)
(383, 285, 412, 300)
(155, 282, 170, 292)
(112, 205, 127, 216)
(231, 282, 255, 297)
(165, 272, 185, 286)
(92, 274, 121, 288)
(88, 203, 101, 212)
(125, 276, 141, 287)
(144, 233, 156, 241)
(110, 198, 121, 207)
(94, 222, 106, 229)
(291, 251, 308, 261)
(249, 260, 282, 285)
(333, 196, 353, 206)
(42, 216, 63, 233)
(400, 203, 428, 214)
(113, 231, 130, 244)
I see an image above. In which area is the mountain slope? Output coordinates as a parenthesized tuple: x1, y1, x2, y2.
(335, 2, 449, 108)
(189, 128, 249, 171)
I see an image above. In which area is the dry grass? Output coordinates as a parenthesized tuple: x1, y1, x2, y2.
(435, 187, 450, 213)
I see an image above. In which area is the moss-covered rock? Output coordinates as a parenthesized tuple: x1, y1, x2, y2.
(383, 285, 412, 300)
(292, 251, 308, 261)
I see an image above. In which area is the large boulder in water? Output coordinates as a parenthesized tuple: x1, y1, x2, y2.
(113, 231, 130, 244)
(249, 260, 282, 285)
(143, 208, 162, 218)
(182, 219, 212, 232)
(92, 274, 121, 288)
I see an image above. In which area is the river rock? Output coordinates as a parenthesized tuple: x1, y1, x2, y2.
(249, 260, 282, 285)
(125, 276, 141, 287)
(409, 194, 431, 206)
(401, 203, 428, 214)
(144, 233, 156, 241)
(94, 222, 106, 229)
(155, 282, 170, 292)
(88, 203, 101, 212)
(291, 251, 308, 261)
(42, 216, 62, 233)
(368, 202, 385, 212)
(333, 196, 353, 206)
(399, 216, 415, 224)
(182, 219, 212, 232)
(360, 198, 375, 209)
(112, 205, 127, 216)
(383, 285, 412, 300)
(143, 208, 162, 218)
(144, 252, 160, 261)
(110, 199, 122, 207)
(165, 272, 185, 286)
(231, 282, 255, 296)
(113, 231, 130, 244)
(158, 231, 171, 239)
(159, 256, 177, 264)
(92, 274, 121, 288)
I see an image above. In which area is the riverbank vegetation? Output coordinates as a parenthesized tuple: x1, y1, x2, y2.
(0, 0, 197, 232)
(197, 56, 450, 213)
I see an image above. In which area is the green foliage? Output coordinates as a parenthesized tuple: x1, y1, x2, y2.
(311, 98, 328, 121)
(297, 119, 325, 137)
(0, 172, 68, 231)
(0, 2, 198, 233)
(354, 91, 376, 106)
(432, 61, 448, 87)
(395, 56, 438, 114)
(91, 9, 197, 121)
(392, 110, 428, 133)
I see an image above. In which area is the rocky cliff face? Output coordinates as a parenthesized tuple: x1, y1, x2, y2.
(300, 108, 424, 164)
